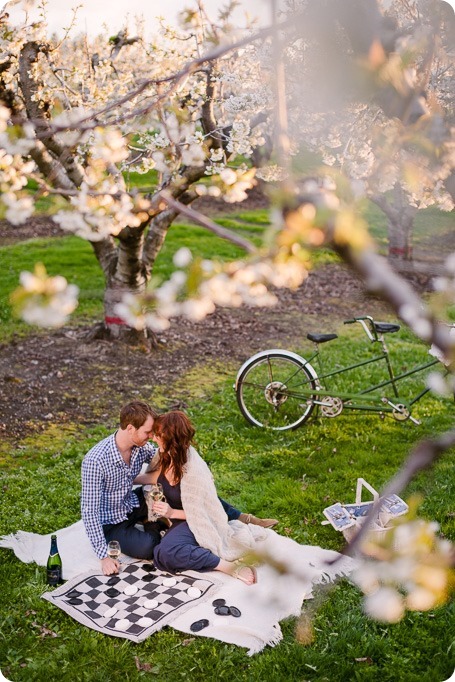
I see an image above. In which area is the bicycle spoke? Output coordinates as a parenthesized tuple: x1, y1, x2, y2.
(236, 353, 318, 430)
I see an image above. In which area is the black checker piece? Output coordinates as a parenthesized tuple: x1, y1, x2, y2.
(214, 605, 230, 616)
(142, 574, 156, 582)
(190, 619, 209, 632)
(105, 588, 120, 598)
(228, 606, 241, 618)
(142, 563, 156, 572)
(107, 576, 120, 586)
(67, 590, 82, 599)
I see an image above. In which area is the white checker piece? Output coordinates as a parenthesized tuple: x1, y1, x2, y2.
(49, 561, 215, 641)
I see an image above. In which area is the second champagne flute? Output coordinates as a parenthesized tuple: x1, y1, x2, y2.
(107, 540, 121, 563)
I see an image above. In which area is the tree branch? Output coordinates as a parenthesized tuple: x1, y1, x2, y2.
(341, 428, 455, 559)
(19, 41, 85, 188)
(159, 192, 257, 254)
(333, 243, 454, 359)
(201, 64, 223, 150)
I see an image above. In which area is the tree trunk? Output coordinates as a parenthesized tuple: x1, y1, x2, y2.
(96, 229, 154, 344)
(371, 184, 417, 263)
(103, 281, 143, 338)
(387, 209, 415, 261)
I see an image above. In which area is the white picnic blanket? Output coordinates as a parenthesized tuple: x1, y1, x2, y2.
(0, 521, 355, 655)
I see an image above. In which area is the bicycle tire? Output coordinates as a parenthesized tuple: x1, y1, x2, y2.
(235, 350, 318, 431)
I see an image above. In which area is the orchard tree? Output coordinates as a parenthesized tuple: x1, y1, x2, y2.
(277, 0, 454, 264)
(1, 3, 269, 342)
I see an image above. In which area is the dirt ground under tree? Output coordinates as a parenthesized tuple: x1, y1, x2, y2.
(0, 252, 434, 450)
(2, 185, 444, 449)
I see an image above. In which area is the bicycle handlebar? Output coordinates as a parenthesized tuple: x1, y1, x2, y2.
(343, 316, 378, 341)
(344, 316, 374, 324)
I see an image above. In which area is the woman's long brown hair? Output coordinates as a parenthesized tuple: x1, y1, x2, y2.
(152, 411, 195, 484)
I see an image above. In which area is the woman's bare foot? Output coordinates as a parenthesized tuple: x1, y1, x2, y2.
(215, 559, 257, 585)
(232, 563, 257, 585)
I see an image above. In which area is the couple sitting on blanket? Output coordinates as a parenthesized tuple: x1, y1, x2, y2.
(81, 401, 278, 586)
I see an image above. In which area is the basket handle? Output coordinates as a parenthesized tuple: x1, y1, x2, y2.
(355, 478, 379, 504)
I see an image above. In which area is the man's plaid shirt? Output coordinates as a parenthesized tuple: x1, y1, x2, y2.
(81, 433, 157, 559)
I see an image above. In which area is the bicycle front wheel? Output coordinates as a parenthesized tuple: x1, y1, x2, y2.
(235, 350, 318, 431)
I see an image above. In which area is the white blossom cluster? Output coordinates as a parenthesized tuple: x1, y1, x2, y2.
(204, 147, 227, 176)
(53, 127, 143, 240)
(128, 115, 207, 175)
(0, 106, 35, 225)
(352, 518, 454, 623)
(197, 167, 256, 203)
(226, 120, 253, 156)
(255, 165, 287, 182)
(11, 264, 79, 328)
(114, 246, 308, 331)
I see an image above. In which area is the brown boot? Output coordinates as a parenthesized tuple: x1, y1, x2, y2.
(238, 513, 279, 529)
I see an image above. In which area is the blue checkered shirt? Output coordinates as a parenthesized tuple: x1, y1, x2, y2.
(81, 433, 157, 559)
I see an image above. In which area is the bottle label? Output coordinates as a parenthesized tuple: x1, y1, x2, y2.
(47, 568, 62, 585)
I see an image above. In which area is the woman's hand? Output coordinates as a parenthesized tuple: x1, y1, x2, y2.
(152, 500, 173, 519)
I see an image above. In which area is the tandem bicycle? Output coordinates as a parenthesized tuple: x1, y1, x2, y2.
(235, 315, 452, 431)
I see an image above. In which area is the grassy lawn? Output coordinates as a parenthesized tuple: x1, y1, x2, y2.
(0, 323, 454, 681)
(0, 205, 454, 681)
(0, 221, 254, 343)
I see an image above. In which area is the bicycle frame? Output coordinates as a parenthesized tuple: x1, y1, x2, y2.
(235, 314, 452, 430)
(270, 316, 441, 421)
(302, 347, 439, 413)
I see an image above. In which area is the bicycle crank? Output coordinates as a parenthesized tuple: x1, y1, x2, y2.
(264, 381, 288, 408)
(320, 396, 344, 418)
(382, 398, 421, 425)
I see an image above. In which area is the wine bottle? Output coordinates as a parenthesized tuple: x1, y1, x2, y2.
(46, 534, 63, 586)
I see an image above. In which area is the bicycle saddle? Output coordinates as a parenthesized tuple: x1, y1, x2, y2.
(306, 333, 338, 343)
(374, 323, 400, 334)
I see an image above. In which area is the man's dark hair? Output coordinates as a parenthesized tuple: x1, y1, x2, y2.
(119, 401, 157, 429)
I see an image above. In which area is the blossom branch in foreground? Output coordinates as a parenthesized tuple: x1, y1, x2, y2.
(10, 263, 79, 328)
(341, 428, 455, 560)
(160, 191, 257, 254)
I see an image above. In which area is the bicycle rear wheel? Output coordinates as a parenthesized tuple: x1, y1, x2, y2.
(235, 350, 318, 430)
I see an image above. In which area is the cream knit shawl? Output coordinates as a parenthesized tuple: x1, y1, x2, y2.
(180, 446, 268, 561)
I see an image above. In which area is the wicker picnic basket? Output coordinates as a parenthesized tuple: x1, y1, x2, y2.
(341, 478, 392, 543)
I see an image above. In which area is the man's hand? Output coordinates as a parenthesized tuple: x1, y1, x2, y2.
(101, 557, 120, 575)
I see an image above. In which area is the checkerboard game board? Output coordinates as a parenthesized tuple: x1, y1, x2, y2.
(42, 561, 219, 642)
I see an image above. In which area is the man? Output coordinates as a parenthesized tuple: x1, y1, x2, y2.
(81, 401, 163, 575)
(82, 401, 278, 576)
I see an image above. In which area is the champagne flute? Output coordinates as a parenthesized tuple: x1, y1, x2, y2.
(145, 483, 165, 521)
(107, 540, 121, 562)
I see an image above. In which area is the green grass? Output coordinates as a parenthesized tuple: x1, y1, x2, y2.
(0, 325, 454, 681)
(0, 223, 249, 342)
(2, 203, 452, 343)
(0, 205, 454, 680)
(361, 202, 454, 256)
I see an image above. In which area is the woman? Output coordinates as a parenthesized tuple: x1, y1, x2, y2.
(149, 411, 267, 585)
